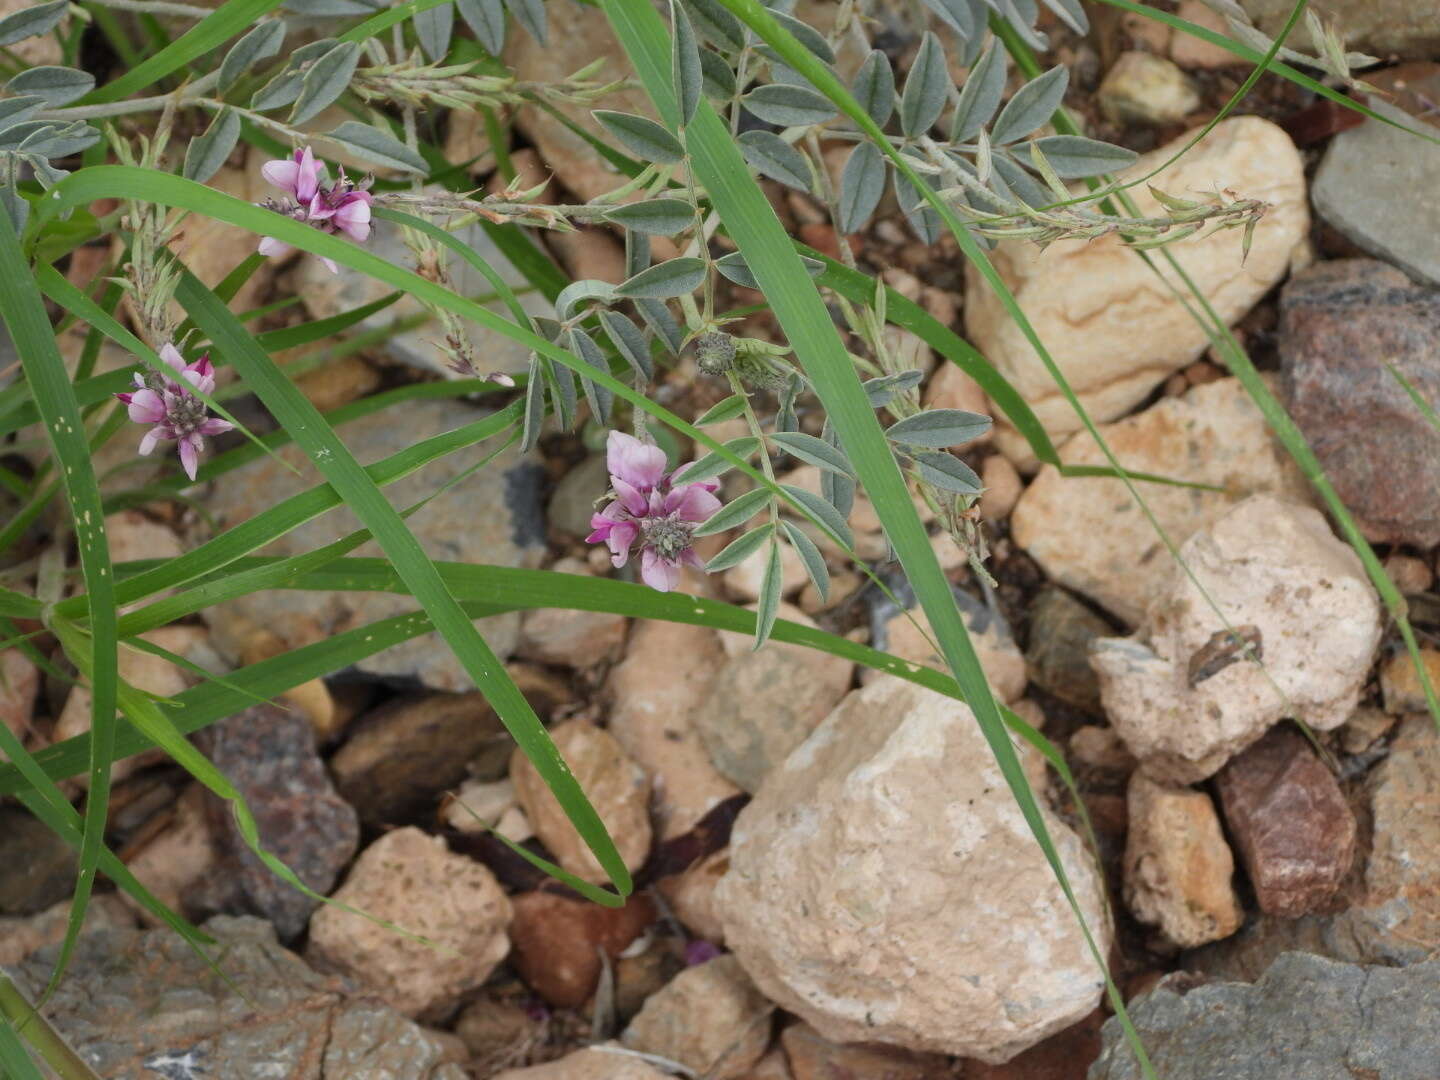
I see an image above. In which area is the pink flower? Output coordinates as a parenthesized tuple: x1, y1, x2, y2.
(258, 147, 374, 274)
(115, 344, 233, 481)
(586, 431, 721, 592)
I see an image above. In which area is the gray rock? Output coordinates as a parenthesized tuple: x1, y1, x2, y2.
(1313, 101, 1440, 288)
(1278, 259, 1440, 546)
(1089, 952, 1440, 1080)
(294, 199, 553, 379)
(191, 704, 359, 941)
(0, 806, 76, 916)
(547, 453, 608, 538)
(200, 399, 545, 690)
(1240, 0, 1440, 60)
(1024, 587, 1113, 713)
(8, 915, 462, 1079)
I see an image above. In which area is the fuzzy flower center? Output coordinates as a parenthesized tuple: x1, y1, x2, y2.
(640, 513, 695, 562)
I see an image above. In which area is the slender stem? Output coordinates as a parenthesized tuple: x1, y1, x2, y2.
(0, 975, 99, 1080)
(41, 70, 220, 121)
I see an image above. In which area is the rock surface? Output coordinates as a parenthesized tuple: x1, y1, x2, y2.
(192, 704, 359, 941)
(1089, 952, 1440, 1080)
(0, 894, 138, 966)
(606, 620, 743, 839)
(118, 783, 219, 924)
(331, 692, 507, 827)
(1278, 259, 1440, 545)
(511, 718, 652, 884)
(1024, 588, 1114, 713)
(718, 675, 1111, 1061)
(1011, 377, 1315, 625)
(516, 558, 628, 668)
(201, 400, 545, 690)
(1098, 52, 1200, 125)
(621, 954, 773, 1079)
(870, 598, 1027, 705)
(1090, 496, 1381, 782)
(508, 890, 656, 1008)
(294, 199, 552, 379)
(0, 805, 77, 915)
(695, 605, 854, 793)
(780, 1023, 952, 1079)
(493, 1047, 671, 1080)
(965, 118, 1307, 468)
(1380, 647, 1440, 715)
(0, 647, 38, 750)
(308, 827, 512, 1018)
(9, 916, 469, 1079)
(1214, 726, 1356, 917)
(1241, 0, 1440, 60)
(1123, 773, 1242, 949)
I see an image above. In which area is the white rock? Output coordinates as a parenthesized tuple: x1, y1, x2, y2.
(308, 827, 512, 1018)
(1090, 495, 1382, 784)
(517, 558, 628, 668)
(1099, 52, 1201, 125)
(722, 538, 808, 602)
(1011, 377, 1315, 625)
(492, 1046, 670, 1080)
(866, 602, 1027, 705)
(606, 621, 742, 840)
(718, 676, 1111, 1062)
(442, 778, 517, 834)
(621, 954, 773, 1079)
(964, 117, 1308, 469)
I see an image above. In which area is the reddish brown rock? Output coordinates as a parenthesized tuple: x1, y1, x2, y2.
(1279, 260, 1440, 546)
(508, 890, 656, 1008)
(780, 1022, 953, 1079)
(1214, 726, 1356, 917)
(965, 1009, 1105, 1080)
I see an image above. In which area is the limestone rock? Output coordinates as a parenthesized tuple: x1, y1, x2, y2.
(980, 453, 1022, 522)
(1380, 648, 1440, 715)
(695, 605, 854, 793)
(294, 196, 553, 379)
(1024, 587, 1114, 713)
(192, 704, 359, 941)
(657, 847, 730, 945)
(718, 676, 1111, 1061)
(868, 600, 1027, 705)
(492, 1047, 672, 1080)
(1278, 259, 1440, 545)
(1098, 52, 1200, 125)
(517, 558, 628, 668)
(505, 2, 658, 201)
(779, 1023, 952, 1079)
(965, 118, 1307, 468)
(1011, 377, 1315, 625)
(1090, 952, 1440, 1080)
(1123, 773, 1242, 949)
(200, 399, 545, 690)
(1170, 2, 1243, 68)
(441, 777, 517, 834)
(308, 828, 512, 1018)
(0, 894, 137, 967)
(508, 890, 656, 1008)
(9, 915, 475, 1079)
(606, 620, 743, 840)
(1240, 0, 1440, 60)
(118, 783, 219, 925)
(510, 718, 652, 884)
(1091, 496, 1381, 783)
(621, 954, 773, 1079)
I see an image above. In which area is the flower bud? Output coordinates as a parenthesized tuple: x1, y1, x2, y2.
(694, 331, 736, 376)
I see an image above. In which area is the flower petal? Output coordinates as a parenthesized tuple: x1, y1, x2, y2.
(262, 157, 301, 197)
(258, 236, 293, 259)
(665, 483, 722, 523)
(611, 477, 649, 517)
(197, 417, 234, 436)
(125, 387, 167, 424)
(606, 430, 667, 492)
(137, 428, 163, 456)
(177, 435, 200, 481)
(640, 547, 681, 592)
(294, 146, 322, 204)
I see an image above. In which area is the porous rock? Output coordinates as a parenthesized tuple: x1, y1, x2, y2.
(965, 118, 1307, 468)
(201, 399, 545, 691)
(308, 827, 512, 1018)
(1011, 377, 1315, 625)
(1090, 495, 1381, 783)
(1240, 0, 1440, 61)
(1098, 52, 1200, 126)
(718, 676, 1111, 1062)
(621, 954, 773, 1079)
(492, 1047, 672, 1080)
(516, 558, 628, 668)
(868, 599, 1027, 705)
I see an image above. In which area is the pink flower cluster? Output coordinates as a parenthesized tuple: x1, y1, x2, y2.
(258, 147, 373, 273)
(115, 344, 233, 481)
(587, 431, 721, 593)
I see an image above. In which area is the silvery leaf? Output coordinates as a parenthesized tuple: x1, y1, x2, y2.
(736, 129, 811, 191)
(615, 256, 706, 299)
(457, 0, 506, 54)
(681, 0, 744, 51)
(990, 64, 1068, 144)
(714, 250, 823, 290)
(183, 107, 241, 184)
(323, 120, 427, 173)
(605, 198, 695, 236)
(990, 151, 1051, 208)
(546, 354, 577, 428)
(754, 541, 782, 648)
(672, 0, 702, 126)
(950, 40, 1005, 143)
(521, 354, 545, 452)
(695, 394, 749, 426)
(635, 297, 683, 354)
(6, 67, 94, 107)
(0, 0, 65, 48)
(675, 436, 761, 484)
(555, 278, 616, 321)
(290, 41, 360, 125)
(851, 50, 894, 129)
(781, 520, 828, 602)
(599, 310, 653, 381)
(594, 110, 684, 164)
(695, 486, 773, 536)
(862, 369, 923, 406)
(503, 0, 546, 44)
(837, 140, 885, 234)
(742, 83, 836, 127)
(698, 47, 736, 100)
(767, 10, 834, 62)
(1041, 0, 1087, 33)
(567, 327, 612, 425)
(886, 408, 992, 448)
(219, 20, 286, 92)
(770, 430, 856, 477)
(900, 31, 948, 137)
(893, 165, 943, 244)
(917, 0, 975, 38)
(1013, 134, 1136, 179)
(706, 524, 776, 572)
(414, 0, 455, 61)
(782, 482, 853, 548)
(625, 229, 650, 277)
(0, 96, 46, 131)
(910, 449, 982, 494)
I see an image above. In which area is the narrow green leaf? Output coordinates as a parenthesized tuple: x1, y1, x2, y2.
(695, 393, 749, 426)
(766, 10, 834, 63)
(323, 120, 428, 174)
(1013, 134, 1137, 179)
(705, 522, 774, 571)
(991, 64, 1069, 144)
(694, 485, 772, 536)
(770, 429, 856, 476)
(604, 198, 696, 236)
(671, 0, 702, 126)
(780, 519, 828, 602)
(594, 109, 685, 164)
(742, 82, 836, 126)
(899, 31, 947, 137)
(753, 540, 782, 648)
(714, 249, 822, 289)
(290, 41, 362, 125)
(673, 435, 760, 483)
(910, 449, 982, 494)
(837, 140, 885, 234)
(615, 256, 706, 299)
(886, 408, 992, 448)
(851, 49, 894, 129)
(183, 107, 241, 184)
(736, 129, 812, 191)
(780, 483, 852, 548)
(950, 40, 1006, 143)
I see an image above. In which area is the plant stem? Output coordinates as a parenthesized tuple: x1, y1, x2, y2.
(0, 975, 99, 1080)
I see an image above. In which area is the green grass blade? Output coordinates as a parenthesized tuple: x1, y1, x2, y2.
(0, 207, 120, 1008)
(173, 269, 633, 899)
